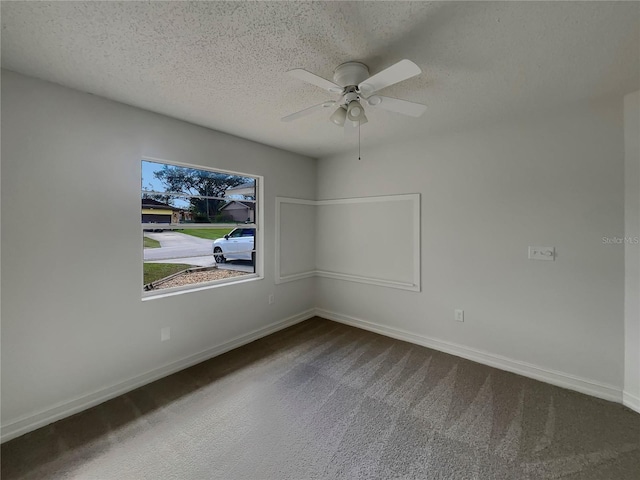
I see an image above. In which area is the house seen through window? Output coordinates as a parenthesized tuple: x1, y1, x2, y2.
(142, 159, 259, 294)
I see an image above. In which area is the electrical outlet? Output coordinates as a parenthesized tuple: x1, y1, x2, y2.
(455, 309, 464, 322)
(268, 294, 275, 305)
(161, 327, 170, 342)
(528, 246, 555, 261)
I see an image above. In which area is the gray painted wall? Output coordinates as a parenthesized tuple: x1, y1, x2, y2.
(2, 69, 635, 441)
(1, 70, 317, 434)
(317, 98, 626, 393)
(624, 91, 640, 411)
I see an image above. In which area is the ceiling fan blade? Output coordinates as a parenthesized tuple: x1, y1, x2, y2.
(358, 59, 421, 96)
(287, 69, 344, 93)
(281, 101, 336, 122)
(367, 96, 426, 117)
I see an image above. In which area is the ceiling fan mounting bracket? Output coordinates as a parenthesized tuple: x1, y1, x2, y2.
(343, 89, 360, 105)
(333, 62, 370, 88)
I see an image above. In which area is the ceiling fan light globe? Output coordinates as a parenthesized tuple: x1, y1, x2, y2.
(330, 106, 347, 126)
(347, 100, 365, 122)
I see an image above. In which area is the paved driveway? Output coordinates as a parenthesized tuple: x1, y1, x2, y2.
(144, 232, 254, 273)
(144, 231, 213, 261)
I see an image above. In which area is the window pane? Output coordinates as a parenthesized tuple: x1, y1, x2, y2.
(142, 159, 258, 293)
(143, 228, 256, 291)
(142, 160, 256, 224)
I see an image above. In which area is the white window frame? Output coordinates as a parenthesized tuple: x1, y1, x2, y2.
(141, 156, 264, 300)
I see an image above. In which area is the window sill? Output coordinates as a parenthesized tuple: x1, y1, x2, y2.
(142, 273, 262, 301)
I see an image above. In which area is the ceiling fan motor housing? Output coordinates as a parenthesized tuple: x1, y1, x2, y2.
(333, 62, 370, 88)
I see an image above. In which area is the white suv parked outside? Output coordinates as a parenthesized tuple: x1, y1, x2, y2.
(213, 227, 255, 264)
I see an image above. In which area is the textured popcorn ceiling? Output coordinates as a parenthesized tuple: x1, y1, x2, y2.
(1, 1, 638, 158)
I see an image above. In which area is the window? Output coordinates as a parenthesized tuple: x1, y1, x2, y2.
(142, 158, 261, 296)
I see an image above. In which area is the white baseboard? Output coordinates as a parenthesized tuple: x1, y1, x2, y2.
(315, 308, 624, 404)
(623, 391, 640, 413)
(1, 309, 316, 444)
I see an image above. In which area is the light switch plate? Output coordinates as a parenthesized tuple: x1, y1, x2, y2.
(455, 309, 464, 322)
(528, 246, 555, 261)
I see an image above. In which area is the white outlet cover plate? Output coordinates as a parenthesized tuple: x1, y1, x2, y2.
(455, 309, 464, 322)
(528, 246, 555, 261)
(161, 327, 170, 341)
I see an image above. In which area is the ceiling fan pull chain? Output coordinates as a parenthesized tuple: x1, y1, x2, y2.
(358, 122, 361, 161)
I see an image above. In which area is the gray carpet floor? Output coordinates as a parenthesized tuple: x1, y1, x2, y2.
(2, 317, 639, 479)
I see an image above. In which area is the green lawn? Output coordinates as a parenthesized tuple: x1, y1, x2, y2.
(144, 263, 192, 285)
(143, 236, 161, 248)
(177, 228, 233, 240)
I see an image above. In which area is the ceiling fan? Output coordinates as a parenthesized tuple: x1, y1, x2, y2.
(281, 59, 426, 132)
